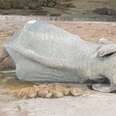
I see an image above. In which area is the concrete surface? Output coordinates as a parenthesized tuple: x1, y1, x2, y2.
(0, 92, 116, 116)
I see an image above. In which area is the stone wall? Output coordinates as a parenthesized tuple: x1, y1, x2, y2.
(0, 0, 65, 9)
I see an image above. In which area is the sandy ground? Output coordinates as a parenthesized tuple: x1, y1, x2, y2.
(0, 93, 116, 116)
(0, 15, 116, 115)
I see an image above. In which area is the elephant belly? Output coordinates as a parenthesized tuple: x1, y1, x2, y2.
(14, 51, 84, 83)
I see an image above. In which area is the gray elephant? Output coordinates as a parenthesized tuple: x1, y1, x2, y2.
(5, 20, 116, 93)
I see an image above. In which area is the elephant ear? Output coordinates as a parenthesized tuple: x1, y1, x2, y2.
(97, 44, 116, 57)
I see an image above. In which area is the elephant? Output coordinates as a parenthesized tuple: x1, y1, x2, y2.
(4, 20, 116, 93)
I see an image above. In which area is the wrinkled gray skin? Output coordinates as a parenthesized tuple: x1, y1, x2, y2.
(5, 20, 116, 93)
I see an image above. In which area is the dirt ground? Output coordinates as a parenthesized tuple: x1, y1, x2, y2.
(0, 15, 116, 48)
(0, 15, 116, 115)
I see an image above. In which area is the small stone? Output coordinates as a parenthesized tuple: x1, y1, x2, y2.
(28, 87, 37, 98)
(70, 88, 83, 96)
(63, 88, 70, 96)
(38, 89, 49, 98)
(52, 91, 64, 98)
(45, 92, 53, 98)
